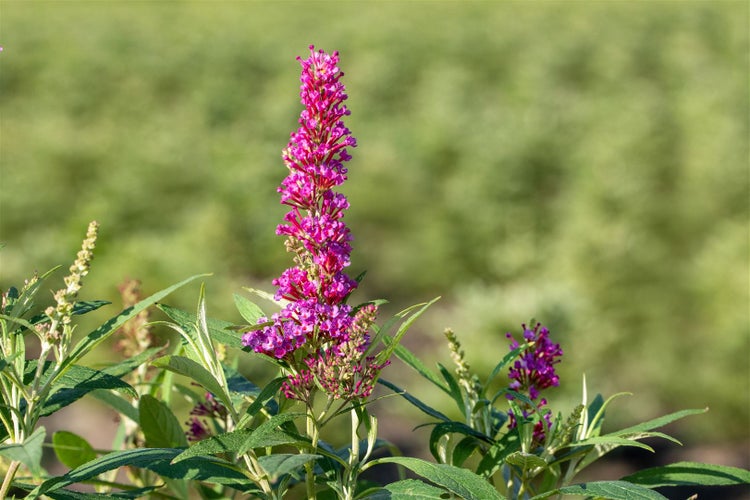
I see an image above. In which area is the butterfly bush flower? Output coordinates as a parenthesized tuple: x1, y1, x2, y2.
(243, 46, 383, 400)
(506, 322, 562, 442)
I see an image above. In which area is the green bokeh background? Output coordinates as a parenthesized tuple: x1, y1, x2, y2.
(1, 0, 748, 453)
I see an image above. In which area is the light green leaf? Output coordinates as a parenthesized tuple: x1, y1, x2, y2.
(0, 426, 46, 475)
(614, 408, 708, 436)
(377, 297, 440, 368)
(504, 451, 548, 471)
(62, 274, 208, 373)
(622, 461, 750, 488)
(380, 343, 448, 395)
(157, 302, 243, 348)
(139, 395, 189, 449)
(373, 479, 450, 499)
(372, 456, 504, 500)
(151, 355, 231, 410)
(52, 431, 97, 469)
(257, 453, 319, 480)
(233, 293, 265, 324)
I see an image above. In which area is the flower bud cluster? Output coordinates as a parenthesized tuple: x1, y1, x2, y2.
(41, 221, 98, 342)
(243, 47, 383, 401)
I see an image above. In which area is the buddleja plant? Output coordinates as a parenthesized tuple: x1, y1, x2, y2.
(372, 323, 750, 499)
(0, 223, 204, 498)
(2, 45, 748, 500)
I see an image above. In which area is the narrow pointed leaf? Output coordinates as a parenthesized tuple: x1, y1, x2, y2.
(157, 302, 243, 348)
(622, 461, 750, 488)
(29, 448, 251, 497)
(378, 378, 451, 422)
(62, 274, 208, 373)
(233, 293, 265, 324)
(151, 355, 231, 410)
(531, 480, 668, 499)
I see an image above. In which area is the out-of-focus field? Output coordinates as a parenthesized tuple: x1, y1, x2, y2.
(1, 0, 747, 455)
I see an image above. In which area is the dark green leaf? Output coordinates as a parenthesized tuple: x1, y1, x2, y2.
(428, 422, 490, 462)
(71, 300, 111, 316)
(139, 394, 189, 449)
(437, 363, 466, 415)
(378, 378, 450, 422)
(29, 448, 252, 497)
(240, 376, 286, 425)
(172, 412, 305, 463)
(531, 480, 668, 499)
(52, 431, 97, 469)
(622, 461, 750, 488)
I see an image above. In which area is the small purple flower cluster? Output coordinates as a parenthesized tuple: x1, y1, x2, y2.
(506, 323, 563, 443)
(185, 393, 228, 442)
(243, 46, 383, 400)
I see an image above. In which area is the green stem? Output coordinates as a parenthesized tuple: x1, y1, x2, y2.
(0, 460, 21, 499)
(305, 408, 319, 500)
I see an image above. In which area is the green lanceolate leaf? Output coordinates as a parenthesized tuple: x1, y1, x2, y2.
(239, 376, 286, 427)
(504, 451, 548, 471)
(172, 412, 306, 463)
(157, 302, 243, 348)
(0, 426, 46, 475)
(257, 453, 319, 480)
(531, 480, 668, 499)
(428, 421, 491, 462)
(61, 274, 208, 375)
(622, 461, 750, 488)
(613, 408, 708, 436)
(139, 394, 189, 449)
(380, 342, 448, 395)
(233, 293, 265, 324)
(89, 389, 139, 423)
(372, 479, 450, 499)
(28, 448, 252, 498)
(370, 456, 504, 500)
(376, 297, 440, 368)
(52, 431, 97, 469)
(36, 364, 137, 417)
(377, 378, 451, 422)
(151, 355, 232, 410)
(483, 346, 523, 391)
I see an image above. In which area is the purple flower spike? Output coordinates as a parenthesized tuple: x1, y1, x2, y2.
(243, 46, 368, 361)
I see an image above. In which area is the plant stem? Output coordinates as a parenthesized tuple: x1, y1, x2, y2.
(306, 407, 319, 500)
(0, 460, 21, 498)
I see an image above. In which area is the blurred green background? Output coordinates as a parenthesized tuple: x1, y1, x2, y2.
(1, 0, 748, 458)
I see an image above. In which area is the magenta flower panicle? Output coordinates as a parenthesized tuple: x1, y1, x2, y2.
(505, 322, 562, 443)
(243, 46, 382, 401)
